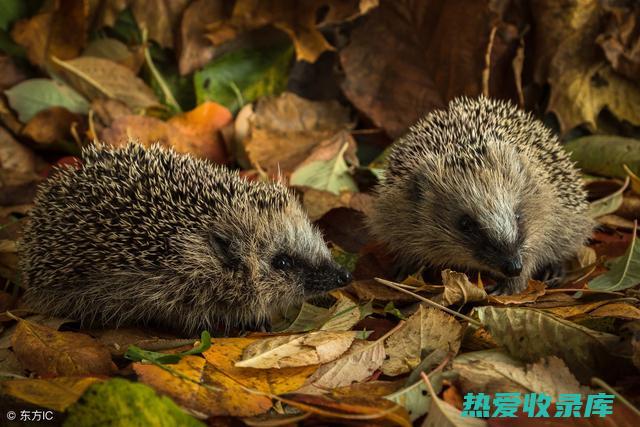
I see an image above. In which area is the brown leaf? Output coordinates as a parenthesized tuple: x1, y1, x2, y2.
(53, 56, 160, 110)
(0, 55, 27, 91)
(95, 0, 190, 49)
(11, 0, 88, 67)
(382, 305, 463, 376)
(303, 189, 374, 222)
(22, 107, 85, 145)
(432, 270, 487, 306)
(242, 92, 352, 174)
(340, 0, 497, 137)
(534, 0, 640, 132)
(488, 280, 547, 305)
(596, 1, 640, 80)
(207, 0, 378, 63)
(11, 320, 116, 376)
(178, 0, 225, 75)
(82, 38, 145, 73)
(0, 127, 38, 188)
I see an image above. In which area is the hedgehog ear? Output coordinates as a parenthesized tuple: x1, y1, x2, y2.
(208, 231, 241, 270)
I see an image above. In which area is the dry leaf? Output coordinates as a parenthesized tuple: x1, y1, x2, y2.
(596, 1, 640, 80)
(297, 339, 385, 394)
(453, 350, 590, 399)
(11, 0, 87, 67)
(53, 56, 160, 110)
(0, 127, 38, 187)
(242, 92, 352, 175)
(11, 320, 116, 376)
(207, 0, 377, 63)
(178, 0, 225, 75)
(382, 305, 463, 376)
(0, 55, 27, 91)
(236, 331, 356, 369)
(2, 377, 103, 412)
(432, 270, 487, 306)
(167, 101, 233, 163)
(488, 280, 546, 305)
(303, 189, 373, 222)
(22, 107, 85, 144)
(340, 0, 497, 137)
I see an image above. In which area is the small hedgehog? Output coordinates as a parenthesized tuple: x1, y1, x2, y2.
(369, 97, 593, 294)
(20, 143, 351, 334)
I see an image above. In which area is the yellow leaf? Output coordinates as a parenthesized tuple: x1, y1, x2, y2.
(1, 377, 102, 412)
(11, 320, 116, 376)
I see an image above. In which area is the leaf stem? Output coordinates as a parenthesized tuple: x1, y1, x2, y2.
(374, 278, 482, 327)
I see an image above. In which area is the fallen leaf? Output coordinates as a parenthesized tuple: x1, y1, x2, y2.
(0, 348, 24, 377)
(488, 280, 547, 305)
(297, 338, 385, 394)
(0, 54, 26, 90)
(206, 0, 377, 63)
(194, 41, 293, 114)
(167, 101, 233, 163)
(475, 306, 621, 382)
(589, 221, 640, 291)
(65, 378, 204, 426)
(290, 131, 359, 195)
(0, 126, 38, 187)
(177, 0, 225, 75)
(236, 331, 356, 369)
(538, 0, 640, 132)
(11, 319, 116, 376)
(541, 299, 628, 319)
(386, 373, 443, 422)
(281, 393, 410, 427)
(2, 377, 103, 412)
(567, 136, 640, 179)
(316, 207, 369, 253)
(21, 106, 85, 144)
(589, 177, 630, 218)
(340, 0, 497, 137)
(453, 350, 590, 399)
(302, 189, 373, 222)
(432, 270, 487, 306)
(589, 302, 640, 320)
(596, 1, 640, 80)
(11, 0, 87, 67)
(242, 92, 352, 174)
(421, 373, 486, 427)
(382, 305, 462, 376)
(53, 56, 160, 110)
(83, 37, 144, 73)
(4, 78, 90, 123)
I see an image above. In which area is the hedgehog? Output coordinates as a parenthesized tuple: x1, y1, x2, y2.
(19, 143, 352, 335)
(369, 96, 594, 295)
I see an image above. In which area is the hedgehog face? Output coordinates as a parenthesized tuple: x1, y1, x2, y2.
(202, 203, 351, 314)
(408, 143, 551, 280)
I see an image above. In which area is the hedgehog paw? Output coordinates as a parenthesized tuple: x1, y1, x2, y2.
(534, 262, 565, 288)
(487, 276, 528, 296)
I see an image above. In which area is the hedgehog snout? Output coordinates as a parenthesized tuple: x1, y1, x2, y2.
(499, 255, 523, 277)
(302, 262, 352, 294)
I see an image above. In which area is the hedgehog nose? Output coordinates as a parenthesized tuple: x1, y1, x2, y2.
(502, 258, 523, 277)
(337, 268, 353, 285)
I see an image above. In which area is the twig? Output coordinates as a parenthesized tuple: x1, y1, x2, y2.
(591, 377, 640, 418)
(374, 278, 482, 327)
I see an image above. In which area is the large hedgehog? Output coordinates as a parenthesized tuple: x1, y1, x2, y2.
(369, 97, 593, 295)
(20, 143, 351, 334)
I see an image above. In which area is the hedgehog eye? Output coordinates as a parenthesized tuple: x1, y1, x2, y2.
(272, 254, 294, 270)
(458, 215, 476, 232)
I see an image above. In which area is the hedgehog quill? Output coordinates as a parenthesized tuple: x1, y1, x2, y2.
(369, 97, 593, 295)
(20, 143, 352, 335)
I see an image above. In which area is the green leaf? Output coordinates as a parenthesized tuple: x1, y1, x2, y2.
(331, 245, 358, 272)
(588, 177, 629, 218)
(0, 0, 28, 31)
(475, 306, 621, 382)
(290, 141, 359, 195)
(589, 221, 640, 291)
(384, 301, 406, 320)
(125, 331, 212, 364)
(385, 372, 443, 422)
(4, 78, 90, 122)
(194, 41, 293, 113)
(64, 378, 204, 427)
(565, 135, 640, 179)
